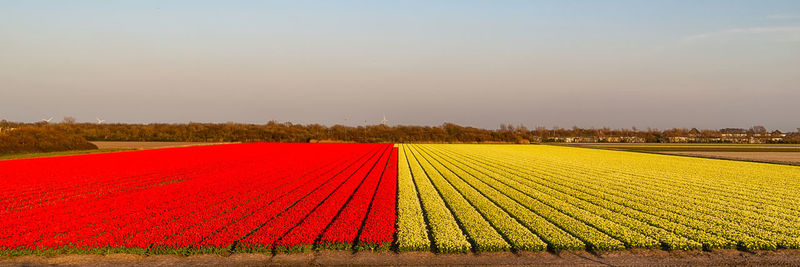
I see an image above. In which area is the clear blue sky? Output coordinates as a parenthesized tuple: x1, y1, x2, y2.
(2, 1, 799, 131)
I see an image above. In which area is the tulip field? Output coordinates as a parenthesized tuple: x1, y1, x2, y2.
(2, 143, 800, 256)
(0, 143, 397, 255)
(397, 144, 800, 253)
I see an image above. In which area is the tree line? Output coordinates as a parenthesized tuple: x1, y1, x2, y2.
(0, 126, 97, 155)
(2, 120, 798, 145)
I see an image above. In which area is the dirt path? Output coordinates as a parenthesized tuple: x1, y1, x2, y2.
(663, 151, 800, 165)
(3, 249, 800, 266)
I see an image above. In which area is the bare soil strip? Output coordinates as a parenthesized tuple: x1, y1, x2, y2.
(663, 151, 800, 165)
(576, 143, 800, 147)
(3, 250, 800, 266)
(562, 143, 800, 152)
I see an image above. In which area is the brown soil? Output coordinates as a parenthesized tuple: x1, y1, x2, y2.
(664, 151, 800, 165)
(90, 141, 233, 150)
(3, 249, 800, 266)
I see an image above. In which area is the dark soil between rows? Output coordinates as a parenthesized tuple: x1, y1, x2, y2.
(2, 249, 800, 266)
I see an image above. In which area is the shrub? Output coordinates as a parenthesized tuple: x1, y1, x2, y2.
(0, 126, 97, 155)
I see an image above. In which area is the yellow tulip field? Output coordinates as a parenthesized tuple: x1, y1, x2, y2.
(396, 144, 800, 252)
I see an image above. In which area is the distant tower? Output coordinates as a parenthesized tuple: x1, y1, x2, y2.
(381, 114, 388, 126)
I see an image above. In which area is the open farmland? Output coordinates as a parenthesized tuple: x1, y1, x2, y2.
(397, 144, 800, 252)
(2, 143, 800, 265)
(0, 143, 397, 255)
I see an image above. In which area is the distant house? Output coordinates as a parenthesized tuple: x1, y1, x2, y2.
(668, 136, 689, 143)
(720, 133, 747, 137)
(559, 136, 598, 143)
(748, 130, 788, 143)
(594, 136, 645, 143)
(770, 130, 786, 142)
(686, 128, 705, 142)
(621, 136, 646, 143)
(719, 128, 749, 143)
(720, 128, 747, 135)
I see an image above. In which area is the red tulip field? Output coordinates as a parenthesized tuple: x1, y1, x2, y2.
(0, 143, 398, 255)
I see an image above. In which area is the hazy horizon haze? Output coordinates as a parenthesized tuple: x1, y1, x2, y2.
(2, 1, 799, 131)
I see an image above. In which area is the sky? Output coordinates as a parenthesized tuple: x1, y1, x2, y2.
(1, 1, 799, 131)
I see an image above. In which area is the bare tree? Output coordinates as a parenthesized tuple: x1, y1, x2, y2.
(62, 116, 76, 124)
(750, 125, 767, 134)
